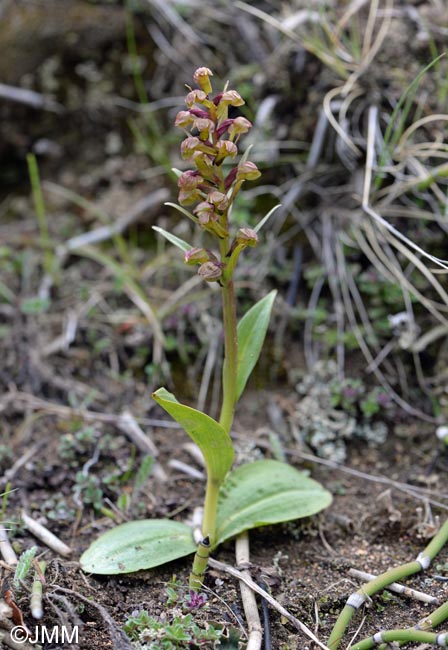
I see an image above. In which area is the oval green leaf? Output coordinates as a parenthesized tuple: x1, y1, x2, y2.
(152, 388, 234, 482)
(80, 519, 196, 574)
(216, 460, 332, 545)
(235, 290, 277, 400)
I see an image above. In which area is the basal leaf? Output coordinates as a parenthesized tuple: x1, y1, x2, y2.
(80, 519, 196, 574)
(216, 459, 332, 544)
(235, 290, 277, 400)
(152, 388, 234, 482)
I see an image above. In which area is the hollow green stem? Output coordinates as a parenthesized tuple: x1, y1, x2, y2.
(351, 629, 447, 649)
(189, 536, 211, 590)
(377, 600, 448, 650)
(201, 477, 221, 547)
(327, 518, 448, 650)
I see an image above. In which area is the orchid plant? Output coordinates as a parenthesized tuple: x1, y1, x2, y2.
(80, 68, 331, 588)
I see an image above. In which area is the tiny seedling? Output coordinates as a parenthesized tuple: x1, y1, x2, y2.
(80, 68, 331, 587)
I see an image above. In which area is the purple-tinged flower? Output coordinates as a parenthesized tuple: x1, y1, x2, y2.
(193, 117, 215, 140)
(181, 136, 201, 159)
(178, 188, 203, 206)
(215, 140, 238, 164)
(185, 89, 208, 108)
(229, 116, 252, 139)
(191, 150, 214, 177)
(216, 90, 245, 121)
(198, 260, 223, 282)
(178, 170, 203, 190)
(181, 137, 215, 160)
(236, 161, 261, 181)
(194, 202, 228, 238)
(193, 67, 213, 95)
(235, 227, 258, 248)
(184, 248, 210, 265)
(208, 190, 228, 211)
(174, 111, 194, 128)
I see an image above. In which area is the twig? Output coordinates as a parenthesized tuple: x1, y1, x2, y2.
(0, 83, 63, 113)
(168, 460, 205, 480)
(348, 569, 438, 605)
(0, 526, 18, 567)
(117, 410, 167, 482)
(207, 557, 330, 650)
(21, 512, 72, 558)
(0, 443, 44, 488)
(235, 532, 263, 650)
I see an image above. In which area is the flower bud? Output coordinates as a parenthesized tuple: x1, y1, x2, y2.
(236, 161, 261, 181)
(214, 140, 238, 164)
(235, 227, 258, 247)
(178, 170, 203, 190)
(194, 202, 228, 238)
(208, 190, 228, 211)
(198, 261, 222, 282)
(185, 89, 208, 108)
(181, 136, 201, 159)
(193, 117, 215, 140)
(193, 67, 213, 95)
(184, 247, 210, 265)
(229, 116, 252, 139)
(191, 150, 214, 177)
(174, 111, 194, 128)
(216, 90, 245, 121)
(178, 188, 203, 206)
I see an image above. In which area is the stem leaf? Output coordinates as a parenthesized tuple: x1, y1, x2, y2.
(80, 519, 196, 574)
(216, 460, 332, 545)
(254, 204, 282, 233)
(152, 388, 234, 482)
(164, 202, 197, 224)
(235, 290, 277, 400)
(152, 226, 192, 252)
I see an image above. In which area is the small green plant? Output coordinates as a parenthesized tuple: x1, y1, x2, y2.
(123, 610, 225, 649)
(80, 68, 331, 587)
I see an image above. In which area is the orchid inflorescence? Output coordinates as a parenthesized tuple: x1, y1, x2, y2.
(175, 67, 260, 284)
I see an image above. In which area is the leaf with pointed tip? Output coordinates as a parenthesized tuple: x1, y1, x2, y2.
(80, 519, 196, 574)
(235, 290, 277, 400)
(216, 460, 332, 545)
(152, 226, 191, 253)
(164, 202, 197, 224)
(254, 204, 282, 233)
(152, 388, 234, 482)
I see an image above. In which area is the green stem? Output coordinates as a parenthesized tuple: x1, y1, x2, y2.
(327, 518, 448, 650)
(377, 600, 448, 650)
(219, 276, 238, 435)
(201, 477, 220, 546)
(352, 629, 448, 649)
